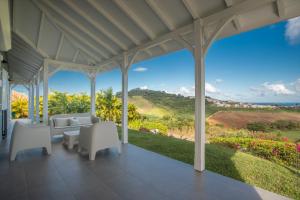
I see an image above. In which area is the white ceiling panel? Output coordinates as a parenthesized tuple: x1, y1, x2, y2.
(58, 37, 77, 62)
(39, 17, 61, 58)
(6, 0, 300, 82)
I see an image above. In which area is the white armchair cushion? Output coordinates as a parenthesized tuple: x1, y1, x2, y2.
(77, 117, 92, 125)
(69, 118, 80, 126)
(54, 118, 69, 128)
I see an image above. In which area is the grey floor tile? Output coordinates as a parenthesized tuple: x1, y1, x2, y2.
(0, 130, 290, 200)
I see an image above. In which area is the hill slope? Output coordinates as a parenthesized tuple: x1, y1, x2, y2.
(128, 96, 170, 117)
(128, 88, 195, 117)
(118, 88, 219, 118)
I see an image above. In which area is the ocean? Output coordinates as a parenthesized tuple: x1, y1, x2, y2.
(253, 102, 300, 107)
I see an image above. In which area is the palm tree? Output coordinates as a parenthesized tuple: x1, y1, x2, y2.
(48, 91, 69, 115)
(95, 88, 141, 123)
(96, 88, 121, 123)
(68, 93, 90, 113)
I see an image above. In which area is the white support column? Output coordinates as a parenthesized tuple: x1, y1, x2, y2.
(43, 61, 49, 124)
(120, 51, 140, 144)
(26, 84, 31, 120)
(194, 19, 205, 172)
(35, 72, 40, 123)
(121, 53, 129, 144)
(26, 84, 29, 117)
(89, 73, 96, 115)
(29, 81, 35, 122)
(31, 82, 35, 121)
(8, 84, 14, 121)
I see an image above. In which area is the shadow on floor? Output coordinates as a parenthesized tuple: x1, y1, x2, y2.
(0, 122, 291, 200)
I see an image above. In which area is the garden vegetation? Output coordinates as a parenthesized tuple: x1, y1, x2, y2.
(11, 88, 300, 199)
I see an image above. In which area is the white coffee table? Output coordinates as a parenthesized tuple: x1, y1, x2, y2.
(63, 130, 80, 149)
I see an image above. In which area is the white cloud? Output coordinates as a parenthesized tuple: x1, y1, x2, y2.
(168, 83, 219, 97)
(166, 86, 194, 97)
(215, 79, 223, 83)
(133, 67, 148, 72)
(179, 86, 192, 96)
(262, 82, 295, 95)
(250, 87, 266, 97)
(285, 16, 300, 45)
(205, 83, 218, 93)
(140, 85, 148, 90)
(293, 78, 300, 92)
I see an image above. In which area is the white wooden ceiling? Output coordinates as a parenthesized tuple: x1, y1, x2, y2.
(7, 0, 300, 82)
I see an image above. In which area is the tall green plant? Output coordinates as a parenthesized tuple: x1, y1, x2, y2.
(68, 93, 90, 113)
(96, 88, 141, 123)
(96, 88, 121, 123)
(11, 94, 28, 119)
(12, 89, 140, 123)
(48, 91, 90, 115)
(48, 91, 69, 115)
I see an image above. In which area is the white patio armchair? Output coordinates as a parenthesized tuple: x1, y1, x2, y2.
(78, 122, 121, 160)
(10, 120, 52, 161)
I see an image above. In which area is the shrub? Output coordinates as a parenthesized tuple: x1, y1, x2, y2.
(248, 131, 282, 141)
(129, 120, 168, 135)
(247, 122, 270, 132)
(271, 120, 300, 130)
(247, 120, 300, 132)
(210, 137, 299, 169)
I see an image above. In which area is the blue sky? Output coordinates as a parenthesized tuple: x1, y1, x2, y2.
(15, 17, 300, 103)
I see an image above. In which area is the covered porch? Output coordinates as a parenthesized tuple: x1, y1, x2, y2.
(0, 129, 289, 200)
(1, 0, 300, 199)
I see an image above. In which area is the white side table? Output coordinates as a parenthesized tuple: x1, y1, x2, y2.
(63, 130, 80, 149)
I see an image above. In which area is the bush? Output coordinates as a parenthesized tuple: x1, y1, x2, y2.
(271, 120, 300, 130)
(210, 137, 299, 169)
(247, 122, 270, 132)
(129, 120, 168, 135)
(247, 120, 300, 132)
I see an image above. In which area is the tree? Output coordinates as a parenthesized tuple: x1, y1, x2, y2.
(128, 103, 141, 121)
(48, 91, 90, 115)
(11, 91, 28, 119)
(96, 88, 121, 123)
(11, 89, 140, 123)
(96, 88, 141, 123)
(68, 93, 90, 113)
(48, 91, 69, 115)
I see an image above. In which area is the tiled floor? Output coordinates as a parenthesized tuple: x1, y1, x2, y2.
(0, 132, 290, 200)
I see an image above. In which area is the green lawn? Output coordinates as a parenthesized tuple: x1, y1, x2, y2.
(272, 130, 300, 142)
(127, 129, 300, 199)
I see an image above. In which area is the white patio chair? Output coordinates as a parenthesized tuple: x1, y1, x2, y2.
(78, 121, 121, 160)
(9, 120, 52, 161)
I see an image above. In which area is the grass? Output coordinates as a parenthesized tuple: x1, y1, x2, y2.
(129, 96, 170, 117)
(127, 129, 300, 199)
(272, 130, 300, 142)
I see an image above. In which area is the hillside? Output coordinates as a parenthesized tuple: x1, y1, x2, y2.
(127, 88, 195, 117)
(128, 96, 170, 117)
(118, 88, 232, 118)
